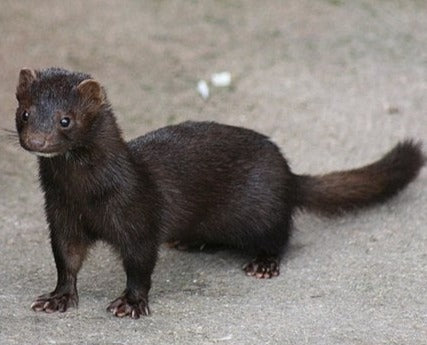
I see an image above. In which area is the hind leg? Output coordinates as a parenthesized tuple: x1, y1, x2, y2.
(242, 218, 291, 279)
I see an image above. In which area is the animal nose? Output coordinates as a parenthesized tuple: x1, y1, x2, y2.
(27, 136, 47, 150)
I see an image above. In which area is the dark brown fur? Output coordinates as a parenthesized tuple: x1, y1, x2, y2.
(15, 68, 425, 319)
(295, 141, 425, 214)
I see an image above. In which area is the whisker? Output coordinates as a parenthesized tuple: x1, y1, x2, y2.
(1, 128, 20, 147)
(3, 137, 21, 148)
(1, 128, 17, 134)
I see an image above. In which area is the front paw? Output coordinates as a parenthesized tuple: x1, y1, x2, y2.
(107, 295, 150, 319)
(31, 291, 78, 313)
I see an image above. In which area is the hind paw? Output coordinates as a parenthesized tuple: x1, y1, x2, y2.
(243, 256, 280, 279)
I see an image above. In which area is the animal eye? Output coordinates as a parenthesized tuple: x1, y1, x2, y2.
(22, 111, 29, 122)
(60, 117, 71, 128)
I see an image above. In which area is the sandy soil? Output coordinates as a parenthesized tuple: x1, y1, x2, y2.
(0, 1, 426, 344)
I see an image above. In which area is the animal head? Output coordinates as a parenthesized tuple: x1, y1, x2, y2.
(15, 67, 107, 157)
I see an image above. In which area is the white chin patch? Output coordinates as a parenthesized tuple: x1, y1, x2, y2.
(32, 152, 60, 158)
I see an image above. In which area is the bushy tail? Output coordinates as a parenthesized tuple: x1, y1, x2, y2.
(295, 140, 425, 215)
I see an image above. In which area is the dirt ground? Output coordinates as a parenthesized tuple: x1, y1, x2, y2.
(0, 1, 426, 344)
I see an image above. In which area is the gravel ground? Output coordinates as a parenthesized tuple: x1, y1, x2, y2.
(0, 1, 426, 344)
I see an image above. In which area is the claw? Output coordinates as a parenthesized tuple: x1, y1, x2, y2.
(31, 291, 78, 313)
(243, 256, 280, 279)
(107, 295, 150, 319)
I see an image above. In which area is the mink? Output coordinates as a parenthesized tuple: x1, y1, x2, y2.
(15, 67, 425, 319)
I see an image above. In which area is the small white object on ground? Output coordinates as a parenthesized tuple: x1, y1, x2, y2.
(197, 79, 210, 100)
(214, 334, 233, 341)
(211, 71, 231, 87)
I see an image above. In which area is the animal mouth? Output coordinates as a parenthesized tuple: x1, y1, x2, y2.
(21, 143, 63, 158)
(32, 151, 61, 158)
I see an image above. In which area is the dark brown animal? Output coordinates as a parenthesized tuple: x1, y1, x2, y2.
(15, 67, 425, 319)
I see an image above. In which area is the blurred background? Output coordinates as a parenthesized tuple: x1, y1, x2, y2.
(1, 1, 426, 344)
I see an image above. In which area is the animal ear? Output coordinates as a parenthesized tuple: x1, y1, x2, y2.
(76, 79, 106, 113)
(16, 68, 37, 101)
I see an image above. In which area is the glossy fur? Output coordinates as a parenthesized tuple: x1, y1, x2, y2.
(15, 68, 425, 318)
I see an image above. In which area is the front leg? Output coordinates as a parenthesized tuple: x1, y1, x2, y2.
(31, 228, 89, 313)
(107, 243, 157, 319)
